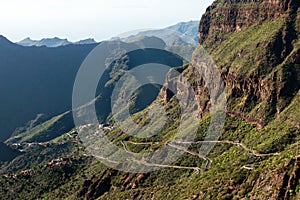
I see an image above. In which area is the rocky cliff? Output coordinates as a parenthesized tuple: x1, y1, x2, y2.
(199, 0, 299, 44)
(158, 0, 300, 127)
(153, 1, 300, 198)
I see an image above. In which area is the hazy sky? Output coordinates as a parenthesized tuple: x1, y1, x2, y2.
(0, 0, 214, 42)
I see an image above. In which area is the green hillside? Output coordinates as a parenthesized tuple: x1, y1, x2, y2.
(0, 0, 299, 199)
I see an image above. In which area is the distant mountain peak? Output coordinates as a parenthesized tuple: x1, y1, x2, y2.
(18, 37, 34, 43)
(17, 37, 97, 47)
(119, 20, 200, 46)
(74, 38, 97, 45)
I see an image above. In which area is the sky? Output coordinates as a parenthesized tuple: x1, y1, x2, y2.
(0, 0, 214, 42)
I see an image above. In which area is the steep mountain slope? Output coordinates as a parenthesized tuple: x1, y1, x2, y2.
(198, 0, 300, 123)
(0, 37, 97, 140)
(0, 142, 21, 162)
(0, 0, 299, 199)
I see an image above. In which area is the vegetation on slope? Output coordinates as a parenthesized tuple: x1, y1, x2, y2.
(0, 0, 299, 199)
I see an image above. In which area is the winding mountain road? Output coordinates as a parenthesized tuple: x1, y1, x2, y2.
(96, 139, 278, 173)
(173, 140, 278, 157)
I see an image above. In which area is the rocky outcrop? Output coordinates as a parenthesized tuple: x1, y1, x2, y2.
(249, 157, 300, 200)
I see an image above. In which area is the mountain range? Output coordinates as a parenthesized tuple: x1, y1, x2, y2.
(17, 37, 97, 48)
(16, 21, 199, 48)
(0, 36, 97, 141)
(0, 0, 299, 199)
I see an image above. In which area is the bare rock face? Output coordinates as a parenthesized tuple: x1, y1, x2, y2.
(199, 0, 299, 45)
(197, 0, 300, 121)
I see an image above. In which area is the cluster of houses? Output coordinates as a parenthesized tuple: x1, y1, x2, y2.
(3, 155, 83, 179)
(78, 124, 115, 132)
(3, 169, 34, 179)
(47, 156, 81, 168)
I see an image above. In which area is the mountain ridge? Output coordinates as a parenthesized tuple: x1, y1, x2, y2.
(0, 35, 17, 46)
(120, 20, 199, 45)
(17, 37, 97, 47)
